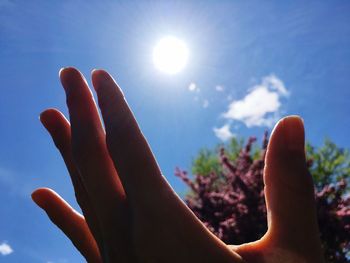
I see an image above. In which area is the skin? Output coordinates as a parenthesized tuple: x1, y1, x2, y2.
(32, 67, 325, 263)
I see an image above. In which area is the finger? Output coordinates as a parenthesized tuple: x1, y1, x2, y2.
(60, 67, 130, 260)
(91, 69, 172, 203)
(263, 116, 322, 253)
(32, 188, 102, 262)
(39, 108, 103, 249)
(91, 69, 245, 263)
(60, 67, 126, 218)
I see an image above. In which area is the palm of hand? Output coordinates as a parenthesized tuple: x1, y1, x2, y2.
(33, 68, 324, 263)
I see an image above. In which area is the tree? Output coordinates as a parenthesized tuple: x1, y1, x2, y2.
(175, 133, 350, 263)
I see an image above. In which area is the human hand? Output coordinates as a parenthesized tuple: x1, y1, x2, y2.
(32, 67, 324, 263)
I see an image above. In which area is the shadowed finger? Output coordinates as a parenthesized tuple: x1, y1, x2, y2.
(91, 69, 173, 204)
(60, 67, 131, 261)
(32, 188, 102, 262)
(40, 108, 104, 251)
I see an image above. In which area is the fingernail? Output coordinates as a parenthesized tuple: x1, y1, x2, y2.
(59, 67, 71, 92)
(283, 115, 305, 152)
(39, 110, 46, 121)
(58, 67, 66, 77)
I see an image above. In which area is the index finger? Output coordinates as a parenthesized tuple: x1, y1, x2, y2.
(59, 68, 129, 245)
(91, 69, 174, 204)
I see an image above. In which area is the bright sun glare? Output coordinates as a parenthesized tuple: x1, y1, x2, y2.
(153, 36, 189, 74)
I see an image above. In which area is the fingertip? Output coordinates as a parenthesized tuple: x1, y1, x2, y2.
(91, 70, 125, 102)
(39, 108, 57, 126)
(91, 68, 111, 91)
(91, 68, 105, 77)
(91, 69, 97, 79)
(58, 67, 66, 77)
(91, 68, 107, 76)
(32, 188, 66, 211)
(31, 189, 40, 204)
(264, 115, 309, 193)
(31, 187, 52, 209)
(283, 114, 303, 123)
(59, 66, 79, 77)
(59, 67, 75, 82)
(90, 68, 99, 75)
(268, 115, 305, 155)
(59, 67, 87, 93)
(39, 109, 69, 134)
(283, 115, 305, 152)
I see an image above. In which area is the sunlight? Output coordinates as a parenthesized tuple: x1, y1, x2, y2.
(153, 36, 189, 74)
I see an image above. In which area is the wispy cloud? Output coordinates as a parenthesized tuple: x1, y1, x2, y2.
(215, 85, 224, 92)
(213, 124, 235, 141)
(0, 167, 16, 187)
(188, 82, 210, 109)
(223, 74, 289, 127)
(0, 242, 13, 256)
(202, 99, 209, 108)
(0, 166, 34, 197)
(188, 82, 200, 92)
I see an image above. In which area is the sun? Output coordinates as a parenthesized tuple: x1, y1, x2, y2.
(153, 36, 189, 74)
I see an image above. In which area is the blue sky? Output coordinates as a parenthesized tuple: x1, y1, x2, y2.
(0, 1, 350, 262)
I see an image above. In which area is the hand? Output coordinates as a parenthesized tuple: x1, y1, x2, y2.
(32, 67, 324, 263)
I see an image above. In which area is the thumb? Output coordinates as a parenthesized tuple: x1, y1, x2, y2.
(264, 116, 321, 252)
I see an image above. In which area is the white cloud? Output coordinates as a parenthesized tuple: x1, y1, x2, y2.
(0, 242, 13, 256)
(202, 99, 209, 108)
(215, 85, 224, 92)
(188, 82, 200, 92)
(262, 74, 289, 96)
(223, 74, 289, 127)
(213, 124, 235, 141)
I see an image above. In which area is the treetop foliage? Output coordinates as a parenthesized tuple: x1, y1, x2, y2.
(176, 134, 350, 262)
